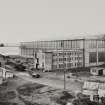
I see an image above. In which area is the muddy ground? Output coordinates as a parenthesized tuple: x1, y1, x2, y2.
(0, 77, 75, 105)
(0, 75, 103, 105)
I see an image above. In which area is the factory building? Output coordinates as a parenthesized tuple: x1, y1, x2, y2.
(20, 38, 105, 71)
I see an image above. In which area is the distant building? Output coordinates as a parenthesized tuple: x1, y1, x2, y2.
(0, 44, 20, 66)
(20, 37, 105, 71)
(0, 44, 20, 56)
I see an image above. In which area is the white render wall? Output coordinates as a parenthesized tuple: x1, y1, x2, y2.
(37, 50, 45, 69)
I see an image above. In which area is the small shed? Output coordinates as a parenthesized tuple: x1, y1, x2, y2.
(0, 77, 3, 84)
(82, 80, 99, 96)
(83, 80, 105, 98)
(82, 80, 99, 101)
(90, 67, 105, 76)
(98, 83, 105, 97)
(5, 70, 14, 78)
(0, 67, 14, 79)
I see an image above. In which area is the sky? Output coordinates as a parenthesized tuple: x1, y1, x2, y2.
(0, 0, 105, 43)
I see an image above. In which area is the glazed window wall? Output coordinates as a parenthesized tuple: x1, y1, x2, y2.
(71, 41, 80, 49)
(34, 41, 37, 48)
(26, 49, 28, 56)
(67, 58, 71, 62)
(21, 48, 34, 57)
(61, 40, 82, 49)
(26, 49, 29, 56)
(54, 59, 83, 69)
(59, 53, 64, 56)
(21, 39, 84, 51)
(58, 51, 83, 56)
(67, 52, 71, 56)
(53, 65, 57, 69)
(86, 40, 105, 49)
(77, 62, 83, 67)
(23, 48, 25, 56)
(89, 52, 97, 63)
(97, 40, 105, 48)
(47, 41, 51, 49)
(64, 41, 69, 49)
(67, 63, 72, 68)
(98, 52, 105, 62)
(59, 63, 66, 68)
(57, 41, 62, 49)
(25, 49, 28, 56)
(53, 58, 58, 62)
(68, 41, 72, 49)
(59, 58, 66, 62)
(21, 49, 24, 56)
(53, 53, 57, 56)
(88, 40, 97, 49)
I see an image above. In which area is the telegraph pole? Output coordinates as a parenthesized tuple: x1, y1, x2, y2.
(33, 41, 36, 69)
(61, 40, 66, 90)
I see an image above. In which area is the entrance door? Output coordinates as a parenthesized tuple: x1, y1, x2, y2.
(98, 69, 103, 76)
(36, 64, 39, 69)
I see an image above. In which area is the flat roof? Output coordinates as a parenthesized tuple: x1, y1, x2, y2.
(21, 37, 105, 44)
(91, 67, 105, 71)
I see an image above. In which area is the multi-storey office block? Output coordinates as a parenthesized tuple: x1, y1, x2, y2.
(20, 38, 105, 71)
(52, 49, 83, 70)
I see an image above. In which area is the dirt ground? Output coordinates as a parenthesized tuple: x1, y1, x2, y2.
(0, 77, 75, 105)
(0, 77, 28, 105)
(17, 83, 75, 105)
(0, 72, 104, 105)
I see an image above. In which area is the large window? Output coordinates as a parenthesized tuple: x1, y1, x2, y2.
(53, 65, 57, 69)
(67, 63, 72, 68)
(88, 40, 97, 49)
(98, 40, 105, 48)
(59, 53, 63, 56)
(59, 64, 66, 68)
(89, 52, 97, 63)
(98, 52, 105, 62)
(77, 62, 83, 67)
(59, 58, 66, 62)
(67, 58, 71, 62)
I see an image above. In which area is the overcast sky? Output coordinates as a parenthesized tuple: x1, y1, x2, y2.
(0, 0, 105, 43)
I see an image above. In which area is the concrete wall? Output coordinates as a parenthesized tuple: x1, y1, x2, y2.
(37, 51, 45, 69)
(0, 78, 3, 84)
(37, 51, 52, 71)
(44, 53, 52, 71)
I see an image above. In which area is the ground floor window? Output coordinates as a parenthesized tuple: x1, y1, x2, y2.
(59, 63, 66, 69)
(53, 65, 57, 69)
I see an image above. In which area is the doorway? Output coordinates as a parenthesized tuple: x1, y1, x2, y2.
(36, 64, 39, 69)
(98, 69, 103, 76)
